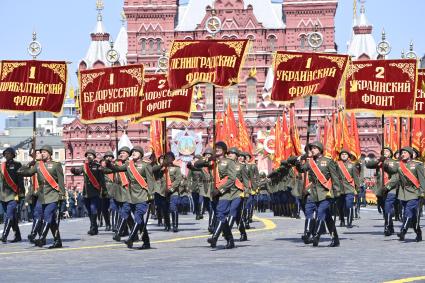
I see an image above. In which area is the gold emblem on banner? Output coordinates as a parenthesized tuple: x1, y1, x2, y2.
(318, 55, 347, 70)
(80, 72, 105, 91)
(346, 63, 372, 79)
(219, 41, 245, 56)
(273, 54, 302, 68)
(389, 62, 416, 81)
(42, 63, 66, 82)
(1, 62, 27, 80)
(170, 41, 198, 57)
(120, 67, 144, 85)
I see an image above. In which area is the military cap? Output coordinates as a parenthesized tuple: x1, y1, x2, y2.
(40, 145, 53, 155)
(131, 146, 144, 156)
(118, 146, 131, 155)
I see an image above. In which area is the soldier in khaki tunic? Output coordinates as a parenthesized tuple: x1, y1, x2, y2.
(153, 152, 182, 233)
(101, 151, 117, 232)
(384, 147, 425, 242)
(18, 145, 65, 249)
(0, 147, 24, 243)
(71, 149, 106, 236)
(243, 152, 259, 226)
(293, 142, 341, 247)
(105, 146, 155, 249)
(27, 149, 43, 243)
(366, 147, 398, 236)
(196, 142, 237, 249)
(187, 155, 205, 220)
(232, 148, 249, 241)
(336, 149, 360, 228)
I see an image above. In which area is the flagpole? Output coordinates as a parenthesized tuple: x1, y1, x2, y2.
(115, 119, 119, 157)
(404, 41, 417, 147)
(205, 5, 222, 192)
(28, 31, 41, 154)
(376, 29, 391, 195)
(163, 118, 167, 153)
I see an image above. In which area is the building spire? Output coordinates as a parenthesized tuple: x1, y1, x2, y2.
(121, 10, 126, 26)
(96, 0, 104, 22)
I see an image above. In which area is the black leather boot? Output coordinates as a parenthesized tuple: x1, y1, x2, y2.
(104, 211, 111, 231)
(303, 218, 316, 244)
(397, 217, 410, 241)
(223, 221, 235, 249)
(125, 223, 141, 249)
(415, 227, 422, 242)
(138, 225, 151, 250)
(10, 219, 22, 243)
(171, 212, 178, 233)
(35, 222, 50, 247)
(1, 219, 12, 243)
(28, 219, 43, 243)
(113, 218, 127, 242)
(207, 221, 224, 248)
(48, 223, 63, 249)
(326, 219, 340, 247)
(346, 208, 354, 229)
(312, 220, 325, 247)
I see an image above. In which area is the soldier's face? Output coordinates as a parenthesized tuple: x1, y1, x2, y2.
(311, 147, 320, 156)
(401, 150, 411, 161)
(340, 153, 349, 161)
(106, 156, 113, 162)
(86, 153, 95, 161)
(216, 147, 224, 157)
(238, 156, 245, 163)
(227, 152, 237, 160)
(35, 150, 42, 160)
(204, 153, 212, 159)
(41, 150, 51, 160)
(4, 151, 13, 161)
(383, 149, 391, 158)
(119, 151, 129, 160)
(132, 151, 141, 160)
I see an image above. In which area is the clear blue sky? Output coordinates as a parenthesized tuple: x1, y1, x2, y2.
(0, 0, 424, 130)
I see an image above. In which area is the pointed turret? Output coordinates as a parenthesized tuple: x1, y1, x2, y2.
(79, 0, 111, 70)
(114, 11, 128, 66)
(347, 1, 377, 60)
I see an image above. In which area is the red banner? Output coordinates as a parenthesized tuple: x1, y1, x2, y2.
(0, 60, 67, 113)
(134, 73, 194, 122)
(345, 59, 417, 114)
(271, 51, 349, 102)
(167, 39, 249, 90)
(78, 64, 144, 122)
(414, 69, 425, 115)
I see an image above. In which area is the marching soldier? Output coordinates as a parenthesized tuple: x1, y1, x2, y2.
(105, 146, 154, 249)
(153, 155, 171, 231)
(0, 147, 24, 243)
(101, 151, 117, 232)
(70, 149, 106, 236)
(257, 172, 270, 212)
(187, 155, 205, 220)
(336, 149, 360, 228)
(109, 147, 133, 240)
(244, 152, 259, 226)
(196, 141, 236, 249)
(233, 148, 248, 241)
(384, 147, 425, 242)
(201, 148, 216, 233)
(179, 176, 190, 215)
(365, 147, 397, 235)
(18, 145, 65, 248)
(153, 152, 182, 233)
(292, 141, 341, 247)
(27, 149, 44, 243)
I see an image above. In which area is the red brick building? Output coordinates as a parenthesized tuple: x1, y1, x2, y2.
(63, 0, 381, 191)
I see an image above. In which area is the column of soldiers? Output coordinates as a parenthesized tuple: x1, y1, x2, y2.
(2, 139, 423, 250)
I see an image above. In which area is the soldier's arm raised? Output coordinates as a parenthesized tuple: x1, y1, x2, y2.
(17, 164, 37, 177)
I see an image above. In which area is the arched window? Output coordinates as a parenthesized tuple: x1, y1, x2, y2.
(156, 39, 162, 54)
(140, 39, 146, 55)
(246, 78, 257, 108)
(149, 39, 155, 54)
(205, 85, 213, 106)
(268, 35, 276, 51)
(224, 85, 238, 108)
